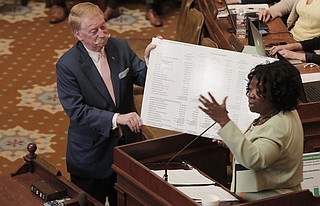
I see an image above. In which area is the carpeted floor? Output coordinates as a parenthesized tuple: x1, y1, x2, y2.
(0, 0, 180, 178)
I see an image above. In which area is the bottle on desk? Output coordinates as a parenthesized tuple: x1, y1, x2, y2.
(236, 9, 246, 39)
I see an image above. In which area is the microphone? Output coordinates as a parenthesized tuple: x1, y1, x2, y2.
(78, 191, 89, 206)
(163, 121, 217, 181)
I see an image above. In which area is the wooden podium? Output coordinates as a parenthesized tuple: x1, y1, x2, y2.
(113, 133, 320, 206)
(113, 133, 242, 206)
(297, 102, 320, 152)
(0, 143, 103, 206)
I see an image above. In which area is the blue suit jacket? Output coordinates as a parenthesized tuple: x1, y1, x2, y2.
(56, 38, 147, 179)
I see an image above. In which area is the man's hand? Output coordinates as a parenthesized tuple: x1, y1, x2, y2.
(144, 36, 163, 63)
(117, 112, 143, 133)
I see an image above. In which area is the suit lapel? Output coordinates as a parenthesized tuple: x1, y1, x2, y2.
(78, 42, 116, 108)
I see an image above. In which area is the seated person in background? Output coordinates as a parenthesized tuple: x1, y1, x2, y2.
(106, 0, 163, 27)
(145, 0, 163, 27)
(269, 36, 320, 65)
(48, 0, 122, 24)
(48, 0, 68, 24)
(258, 0, 320, 41)
(103, 0, 122, 21)
(199, 60, 303, 201)
(49, 0, 163, 26)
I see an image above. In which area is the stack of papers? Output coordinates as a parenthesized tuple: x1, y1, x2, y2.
(217, 4, 269, 18)
(152, 169, 238, 202)
(177, 185, 238, 202)
(153, 169, 215, 185)
(301, 73, 320, 83)
(228, 4, 269, 15)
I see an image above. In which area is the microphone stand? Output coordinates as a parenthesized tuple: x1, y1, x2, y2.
(163, 121, 217, 181)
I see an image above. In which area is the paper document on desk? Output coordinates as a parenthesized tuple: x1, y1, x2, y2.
(152, 169, 238, 202)
(141, 38, 276, 139)
(287, 59, 303, 65)
(228, 4, 269, 14)
(177, 185, 239, 202)
(152, 169, 215, 185)
(217, 6, 229, 18)
(301, 72, 320, 83)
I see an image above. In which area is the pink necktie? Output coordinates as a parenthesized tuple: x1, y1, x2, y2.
(99, 51, 116, 104)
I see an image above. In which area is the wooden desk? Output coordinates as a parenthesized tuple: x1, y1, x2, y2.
(197, 0, 296, 51)
(113, 133, 320, 206)
(113, 133, 242, 206)
(237, 189, 320, 206)
(298, 102, 320, 152)
(0, 143, 103, 206)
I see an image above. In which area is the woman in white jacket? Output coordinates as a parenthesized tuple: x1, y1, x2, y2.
(199, 61, 304, 201)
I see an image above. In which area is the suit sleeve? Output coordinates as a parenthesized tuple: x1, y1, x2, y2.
(56, 60, 114, 137)
(218, 121, 282, 170)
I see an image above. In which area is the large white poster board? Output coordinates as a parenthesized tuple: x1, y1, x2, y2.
(141, 38, 276, 139)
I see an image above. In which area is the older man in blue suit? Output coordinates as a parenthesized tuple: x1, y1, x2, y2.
(56, 2, 156, 205)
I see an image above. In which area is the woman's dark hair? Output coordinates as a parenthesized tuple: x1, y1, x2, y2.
(246, 60, 302, 111)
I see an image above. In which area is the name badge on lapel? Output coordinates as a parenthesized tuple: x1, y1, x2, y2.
(118, 68, 130, 79)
